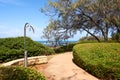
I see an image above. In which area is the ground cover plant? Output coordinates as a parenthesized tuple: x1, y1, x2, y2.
(0, 37, 54, 63)
(0, 66, 46, 80)
(73, 43, 120, 80)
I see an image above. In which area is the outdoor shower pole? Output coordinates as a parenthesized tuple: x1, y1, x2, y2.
(24, 23, 34, 67)
(24, 23, 27, 67)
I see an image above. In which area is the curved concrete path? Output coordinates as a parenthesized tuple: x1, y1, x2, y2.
(40, 52, 99, 80)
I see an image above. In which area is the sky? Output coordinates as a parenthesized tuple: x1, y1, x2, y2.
(0, 0, 86, 41)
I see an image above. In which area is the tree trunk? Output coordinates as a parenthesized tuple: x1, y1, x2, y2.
(82, 12, 109, 42)
(103, 33, 108, 42)
(112, 21, 120, 34)
(83, 28, 101, 42)
(104, 23, 109, 42)
(117, 26, 120, 34)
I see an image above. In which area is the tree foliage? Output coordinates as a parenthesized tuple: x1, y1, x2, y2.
(42, 20, 70, 47)
(41, 0, 120, 42)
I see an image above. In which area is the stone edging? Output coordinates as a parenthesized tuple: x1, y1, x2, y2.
(2, 56, 48, 66)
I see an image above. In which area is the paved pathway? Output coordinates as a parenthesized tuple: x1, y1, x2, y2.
(38, 52, 99, 80)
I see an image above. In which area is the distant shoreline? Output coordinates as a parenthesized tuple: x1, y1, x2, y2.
(37, 41, 77, 46)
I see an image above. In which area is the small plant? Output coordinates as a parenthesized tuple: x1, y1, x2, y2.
(0, 66, 46, 80)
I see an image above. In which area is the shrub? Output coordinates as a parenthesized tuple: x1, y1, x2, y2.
(0, 66, 46, 80)
(0, 37, 55, 63)
(79, 36, 104, 41)
(79, 36, 119, 43)
(54, 43, 76, 53)
(78, 39, 119, 44)
(73, 43, 120, 80)
(112, 33, 120, 42)
(78, 40, 98, 44)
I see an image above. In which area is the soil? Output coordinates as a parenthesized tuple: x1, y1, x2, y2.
(32, 52, 99, 80)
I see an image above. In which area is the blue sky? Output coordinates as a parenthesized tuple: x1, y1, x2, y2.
(0, 0, 86, 41)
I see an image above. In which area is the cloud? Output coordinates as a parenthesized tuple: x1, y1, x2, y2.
(26, 27, 44, 41)
(0, 24, 44, 41)
(0, 25, 23, 38)
(0, 0, 22, 6)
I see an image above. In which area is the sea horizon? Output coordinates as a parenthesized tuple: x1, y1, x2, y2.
(37, 40, 77, 46)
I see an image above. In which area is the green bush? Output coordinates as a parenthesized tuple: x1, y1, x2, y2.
(78, 40, 98, 44)
(0, 66, 46, 80)
(78, 40, 119, 44)
(54, 43, 76, 53)
(0, 37, 54, 63)
(79, 36, 104, 41)
(112, 33, 120, 42)
(73, 43, 120, 80)
(79, 36, 119, 43)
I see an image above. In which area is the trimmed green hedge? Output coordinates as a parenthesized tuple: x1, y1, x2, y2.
(54, 43, 76, 53)
(0, 37, 54, 62)
(0, 66, 46, 80)
(73, 43, 120, 80)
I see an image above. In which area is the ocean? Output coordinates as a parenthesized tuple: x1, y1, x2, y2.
(37, 41, 77, 46)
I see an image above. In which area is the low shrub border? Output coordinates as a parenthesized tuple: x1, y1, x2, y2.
(0, 66, 46, 80)
(73, 43, 120, 80)
(54, 43, 76, 53)
(0, 37, 54, 63)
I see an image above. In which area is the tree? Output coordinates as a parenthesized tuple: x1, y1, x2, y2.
(41, 0, 120, 42)
(87, 0, 120, 41)
(42, 20, 70, 47)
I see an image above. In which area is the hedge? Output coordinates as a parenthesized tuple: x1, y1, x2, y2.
(0, 37, 55, 63)
(73, 43, 120, 80)
(54, 43, 76, 53)
(0, 66, 46, 80)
